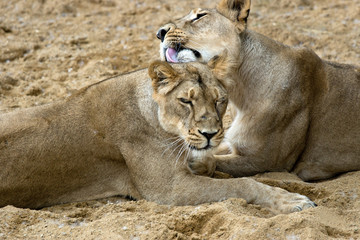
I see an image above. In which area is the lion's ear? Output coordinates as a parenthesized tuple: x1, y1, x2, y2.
(148, 61, 179, 95)
(208, 50, 236, 89)
(216, 0, 251, 31)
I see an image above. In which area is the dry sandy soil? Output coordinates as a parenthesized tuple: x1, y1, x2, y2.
(0, 0, 359, 239)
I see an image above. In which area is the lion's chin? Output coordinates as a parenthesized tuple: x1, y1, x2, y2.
(190, 148, 213, 158)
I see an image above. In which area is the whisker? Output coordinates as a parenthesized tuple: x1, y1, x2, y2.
(162, 136, 183, 146)
(174, 145, 182, 164)
(167, 139, 185, 160)
(164, 136, 182, 141)
(175, 142, 187, 166)
(184, 143, 192, 164)
(161, 137, 183, 157)
(169, 137, 184, 147)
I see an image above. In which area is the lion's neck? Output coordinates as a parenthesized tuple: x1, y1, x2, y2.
(231, 30, 292, 110)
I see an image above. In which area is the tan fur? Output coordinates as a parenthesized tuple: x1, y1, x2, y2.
(0, 60, 315, 213)
(157, 0, 360, 181)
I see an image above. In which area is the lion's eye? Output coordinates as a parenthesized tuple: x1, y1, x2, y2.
(191, 13, 207, 23)
(179, 98, 192, 105)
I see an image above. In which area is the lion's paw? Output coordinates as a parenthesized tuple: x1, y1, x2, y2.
(187, 156, 216, 177)
(270, 188, 317, 214)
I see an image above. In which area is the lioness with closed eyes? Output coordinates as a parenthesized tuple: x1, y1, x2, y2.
(0, 58, 315, 213)
(157, 0, 360, 181)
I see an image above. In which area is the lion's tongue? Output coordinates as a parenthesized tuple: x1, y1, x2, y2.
(166, 48, 178, 63)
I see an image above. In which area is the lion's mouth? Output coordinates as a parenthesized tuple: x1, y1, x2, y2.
(164, 47, 201, 63)
(189, 143, 212, 151)
(165, 48, 178, 63)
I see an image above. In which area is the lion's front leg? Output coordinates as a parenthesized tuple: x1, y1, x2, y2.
(170, 174, 316, 214)
(210, 141, 267, 177)
(125, 138, 316, 214)
(213, 153, 270, 177)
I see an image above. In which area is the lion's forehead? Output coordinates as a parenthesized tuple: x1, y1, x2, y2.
(176, 81, 223, 101)
(176, 8, 218, 26)
(180, 8, 202, 21)
(180, 8, 215, 20)
(171, 63, 226, 99)
(171, 8, 234, 43)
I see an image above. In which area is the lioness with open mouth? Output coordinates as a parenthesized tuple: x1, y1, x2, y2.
(157, 0, 360, 181)
(0, 58, 315, 213)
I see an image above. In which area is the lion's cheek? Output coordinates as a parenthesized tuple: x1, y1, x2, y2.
(176, 121, 190, 140)
(158, 112, 183, 136)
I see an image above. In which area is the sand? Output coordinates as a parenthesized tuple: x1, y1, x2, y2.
(0, 0, 359, 239)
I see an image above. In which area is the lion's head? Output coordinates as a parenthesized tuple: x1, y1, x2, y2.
(156, 0, 251, 63)
(148, 58, 233, 153)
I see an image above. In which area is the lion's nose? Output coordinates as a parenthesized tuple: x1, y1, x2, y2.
(156, 28, 168, 42)
(198, 130, 218, 141)
(156, 24, 175, 42)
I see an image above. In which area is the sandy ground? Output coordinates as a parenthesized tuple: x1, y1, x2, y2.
(0, 0, 359, 239)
